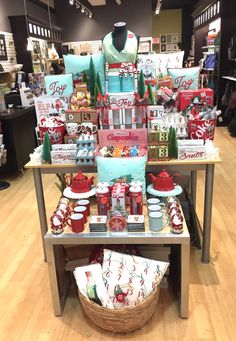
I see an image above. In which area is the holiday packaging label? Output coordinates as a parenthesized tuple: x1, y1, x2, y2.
(65, 110, 81, 123)
(109, 92, 135, 108)
(52, 144, 77, 151)
(51, 150, 76, 164)
(177, 88, 214, 111)
(98, 128, 147, 147)
(45, 74, 74, 97)
(34, 96, 70, 123)
(178, 146, 206, 160)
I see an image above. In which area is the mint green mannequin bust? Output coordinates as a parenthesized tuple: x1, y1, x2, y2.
(102, 22, 140, 72)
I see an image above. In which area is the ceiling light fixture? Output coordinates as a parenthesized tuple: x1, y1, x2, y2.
(155, 0, 162, 15)
(71, 1, 93, 18)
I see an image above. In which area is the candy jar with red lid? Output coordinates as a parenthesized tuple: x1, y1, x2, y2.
(129, 185, 143, 215)
(96, 186, 110, 215)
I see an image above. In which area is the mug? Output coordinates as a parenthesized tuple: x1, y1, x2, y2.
(66, 123, 78, 135)
(149, 211, 169, 232)
(75, 199, 90, 216)
(73, 205, 87, 223)
(147, 198, 161, 206)
(148, 204, 165, 213)
(78, 122, 97, 135)
(67, 213, 84, 233)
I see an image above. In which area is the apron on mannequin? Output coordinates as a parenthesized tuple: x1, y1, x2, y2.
(103, 31, 138, 93)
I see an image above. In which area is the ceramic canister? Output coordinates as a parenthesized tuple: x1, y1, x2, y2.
(96, 186, 110, 215)
(129, 185, 143, 215)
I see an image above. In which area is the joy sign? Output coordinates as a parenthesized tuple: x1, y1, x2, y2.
(168, 67, 200, 91)
(45, 74, 73, 97)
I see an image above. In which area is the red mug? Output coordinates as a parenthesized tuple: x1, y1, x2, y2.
(75, 199, 90, 216)
(67, 213, 84, 233)
(73, 205, 87, 223)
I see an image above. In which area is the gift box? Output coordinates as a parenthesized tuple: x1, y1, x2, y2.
(99, 106, 147, 129)
(95, 128, 148, 157)
(188, 118, 216, 140)
(111, 183, 126, 211)
(80, 109, 98, 124)
(65, 110, 81, 124)
(178, 145, 206, 160)
(64, 134, 79, 144)
(34, 96, 70, 123)
(148, 145, 169, 161)
(51, 150, 76, 164)
(177, 88, 214, 111)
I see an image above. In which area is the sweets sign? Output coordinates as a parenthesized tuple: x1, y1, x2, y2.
(45, 74, 74, 97)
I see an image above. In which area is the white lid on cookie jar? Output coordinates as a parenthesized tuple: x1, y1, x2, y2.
(97, 182, 109, 188)
(96, 186, 109, 194)
(129, 185, 142, 193)
(130, 181, 142, 187)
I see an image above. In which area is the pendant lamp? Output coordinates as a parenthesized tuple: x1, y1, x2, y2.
(23, 0, 33, 51)
(47, 3, 59, 60)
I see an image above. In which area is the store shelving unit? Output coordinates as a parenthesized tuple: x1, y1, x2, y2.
(44, 204, 190, 318)
(25, 157, 221, 264)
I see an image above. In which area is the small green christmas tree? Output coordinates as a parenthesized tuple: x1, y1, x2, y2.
(89, 57, 96, 97)
(147, 82, 155, 105)
(94, 83, 100, 107)
(82, 70, 87, 84)
(42, 132, 52, 163)
(138, 70, 146, 98)
(168, 126, 178, 159)
(96, 72, 103, 96)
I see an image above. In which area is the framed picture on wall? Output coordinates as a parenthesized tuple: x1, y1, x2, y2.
(167, 35, 172, 44)
(0, 34, 7, 61)
(161, 44, 166, 53)
(172, 34, 179, 44)
(160, 35, 167, 44)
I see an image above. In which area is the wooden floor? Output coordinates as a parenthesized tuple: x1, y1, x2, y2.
(0, 126, 235, 340)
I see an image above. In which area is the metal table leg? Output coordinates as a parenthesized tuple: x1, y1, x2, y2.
(33, 168, 48, 261)
(180, 242, 190, 318)
(190, 170, 197, 210)
(202, 164, 215, 263)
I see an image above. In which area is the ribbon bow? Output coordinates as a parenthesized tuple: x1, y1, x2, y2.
(119, 62, 139, 78)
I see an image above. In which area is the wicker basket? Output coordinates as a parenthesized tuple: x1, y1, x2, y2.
(78, 286, 160, 333)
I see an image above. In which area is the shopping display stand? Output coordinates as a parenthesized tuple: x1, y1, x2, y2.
(44, 205, 190, 318)
(25, 157, 221, 264)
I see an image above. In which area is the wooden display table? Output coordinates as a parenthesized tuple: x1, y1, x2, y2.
(44, 207, 190, 318)
(25, 157, 221, 264)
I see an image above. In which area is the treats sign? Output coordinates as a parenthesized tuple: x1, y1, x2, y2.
(45, 74, 73, 97)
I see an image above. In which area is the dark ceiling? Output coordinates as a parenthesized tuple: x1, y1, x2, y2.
(152, 0, 198, 10)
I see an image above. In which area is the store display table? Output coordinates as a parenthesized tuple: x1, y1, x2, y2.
(25, 157, 221, 264)
(44, 210, 190, 318)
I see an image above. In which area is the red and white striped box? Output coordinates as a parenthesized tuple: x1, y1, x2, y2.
(111, 184, 126, 211)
